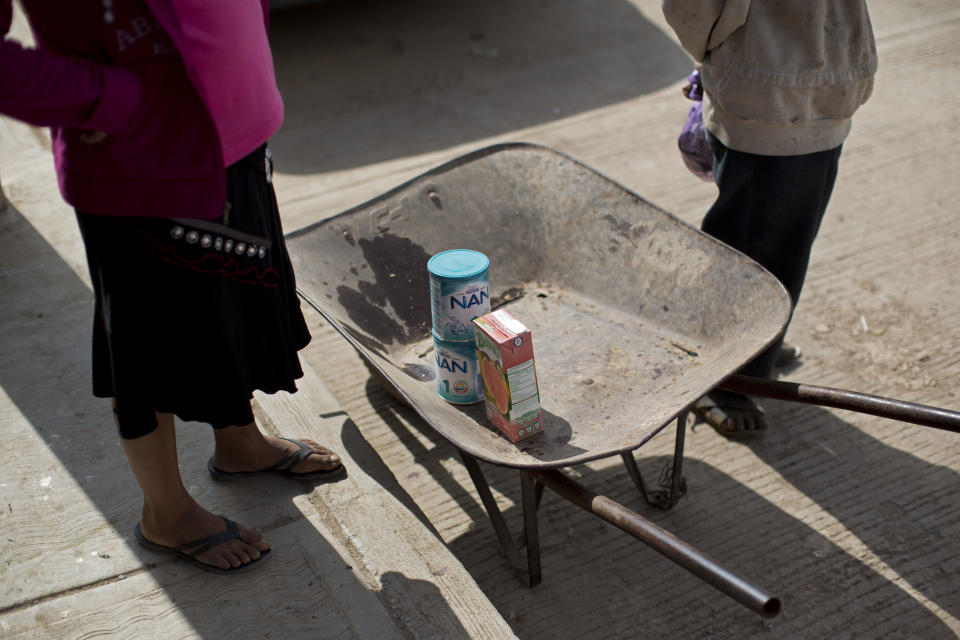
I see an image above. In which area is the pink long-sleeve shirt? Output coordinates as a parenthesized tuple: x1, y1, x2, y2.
(0, 0, 284, 219)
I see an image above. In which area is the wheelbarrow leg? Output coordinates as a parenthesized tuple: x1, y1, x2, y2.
(458, 449, 523, 568)
(518, 477, 545, 548)
(520, 472, 543, 586)
(458, 449, 542, 586)
(621, 411, 688, 510)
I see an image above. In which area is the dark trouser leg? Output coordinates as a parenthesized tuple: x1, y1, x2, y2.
(702, 136, 842, 378)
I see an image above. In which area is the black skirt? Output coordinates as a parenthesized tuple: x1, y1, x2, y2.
(76, 145, 311, 438)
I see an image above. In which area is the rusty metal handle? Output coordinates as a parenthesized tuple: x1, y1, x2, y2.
(529, 469, 782, 618)
(721, 374, 960, 434)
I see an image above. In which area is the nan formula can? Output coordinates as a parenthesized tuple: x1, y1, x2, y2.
(428, 249, 491, 342)
(433, 331, 483, 404)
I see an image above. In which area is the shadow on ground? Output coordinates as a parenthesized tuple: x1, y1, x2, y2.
(750, 400, 960, 620)
(351, 375, 960, 639)
(0, 206, 472, 638)
(268, 0, 690, 174)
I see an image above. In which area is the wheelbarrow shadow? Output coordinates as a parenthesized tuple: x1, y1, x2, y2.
(748, 398, 960, 621)
(341, 372, 959, 638)
(268, 0, 691, 174)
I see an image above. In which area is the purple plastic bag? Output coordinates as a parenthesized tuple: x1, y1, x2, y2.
(678, 69, 714, 182)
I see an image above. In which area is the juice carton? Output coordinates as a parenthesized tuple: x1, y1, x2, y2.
(473, 309, 543, 442)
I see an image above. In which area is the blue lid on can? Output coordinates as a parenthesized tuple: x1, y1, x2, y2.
(427, 249, 489, 280)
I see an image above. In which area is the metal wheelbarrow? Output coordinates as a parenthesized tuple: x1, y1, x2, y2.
(285, 143, 960, 618)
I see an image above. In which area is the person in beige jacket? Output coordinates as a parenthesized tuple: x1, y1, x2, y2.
(662, 1, 878, 437)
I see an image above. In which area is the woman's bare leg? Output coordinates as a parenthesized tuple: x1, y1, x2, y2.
(122, 412, 270, 570)
(211, 420, 340, 474)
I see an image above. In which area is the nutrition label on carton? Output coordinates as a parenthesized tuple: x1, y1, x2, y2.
(506, 359, 539, 414)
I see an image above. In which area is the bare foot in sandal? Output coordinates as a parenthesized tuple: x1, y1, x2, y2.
(693, 390, 767, 438)
(121, 413, 272, 573)
(137, 501, 271, 572)
(211, 424, 344, 482)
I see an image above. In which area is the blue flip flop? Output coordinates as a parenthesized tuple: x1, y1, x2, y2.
(207, 437, 347, 483)
(134, 516, 270, 574)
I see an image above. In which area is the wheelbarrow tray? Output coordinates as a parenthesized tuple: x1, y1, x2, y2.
(286, 143, 792, 469)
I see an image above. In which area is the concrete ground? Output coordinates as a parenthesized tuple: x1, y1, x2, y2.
(2, 0, 960, 638)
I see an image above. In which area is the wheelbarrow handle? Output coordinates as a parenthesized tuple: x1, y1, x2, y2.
(720, 374, 960, 434)
(528, 469, 781, 618)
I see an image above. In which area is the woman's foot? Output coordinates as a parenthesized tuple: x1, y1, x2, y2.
(211, 425, 341, 476)
(120, 412, 270, 572)
(138, 501, 270, 571)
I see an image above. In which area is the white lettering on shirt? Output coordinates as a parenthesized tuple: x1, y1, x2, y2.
(116, 28, 137, 52)
(131, 16, 152, 38)
(115, 14, 158, 53)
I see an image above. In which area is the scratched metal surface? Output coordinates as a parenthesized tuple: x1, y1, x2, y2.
(286, 143, 791, 469)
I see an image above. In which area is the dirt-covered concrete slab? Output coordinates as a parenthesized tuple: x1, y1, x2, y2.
(2, 0, 959, 638)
